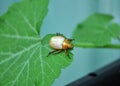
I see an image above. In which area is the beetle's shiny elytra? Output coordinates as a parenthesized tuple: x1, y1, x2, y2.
(50, 36, 72, 50)
(47, 33, 74, 58)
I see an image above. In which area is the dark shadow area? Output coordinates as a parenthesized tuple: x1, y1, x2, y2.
(66, 58, 120, 86)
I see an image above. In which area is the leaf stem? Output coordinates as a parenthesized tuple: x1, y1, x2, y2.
(74, 43, 120, 49)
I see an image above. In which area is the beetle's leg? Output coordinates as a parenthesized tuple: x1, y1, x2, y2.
(52, 50, 62, 55)
(56, 33, 62, 36)
(47, 50, 63, 57)
(67, 38, 75, 42)
(47, 50, 57, 57)
(64, 50, 70, 59)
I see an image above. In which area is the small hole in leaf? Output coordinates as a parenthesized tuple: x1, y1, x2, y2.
(88, 72, 97, 77)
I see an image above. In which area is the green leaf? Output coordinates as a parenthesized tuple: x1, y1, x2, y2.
(0, 0, 48, 35)
(73, 13, 120, 46)
(0, 0, 73, 86)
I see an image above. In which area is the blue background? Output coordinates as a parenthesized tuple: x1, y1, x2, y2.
(0, 0, 120, 86)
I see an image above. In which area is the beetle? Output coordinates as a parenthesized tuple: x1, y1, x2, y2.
(47, 33, 74, 58)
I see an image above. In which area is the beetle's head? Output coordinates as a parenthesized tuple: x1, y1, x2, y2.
(67, 43, 73, 49)
(67, 38, 74, 49)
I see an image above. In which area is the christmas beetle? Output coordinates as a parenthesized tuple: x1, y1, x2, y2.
(47, 33, 74, 58)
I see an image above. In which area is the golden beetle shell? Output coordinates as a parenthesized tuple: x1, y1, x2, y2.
(50, 36, 72, 50)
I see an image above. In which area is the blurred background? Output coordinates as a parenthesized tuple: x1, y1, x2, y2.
(0, 0, 120, 86)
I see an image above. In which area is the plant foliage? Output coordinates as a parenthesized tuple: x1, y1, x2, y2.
(73, 13, 120, 46)
(0, 0, 73, 86)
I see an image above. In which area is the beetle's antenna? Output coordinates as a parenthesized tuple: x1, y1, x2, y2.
(67, 38, 75, 42)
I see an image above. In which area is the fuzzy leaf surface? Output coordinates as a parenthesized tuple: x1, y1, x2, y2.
(0, 0, 73, 86)
(73, 13, 120, 46)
